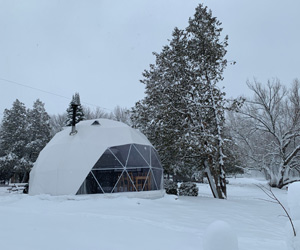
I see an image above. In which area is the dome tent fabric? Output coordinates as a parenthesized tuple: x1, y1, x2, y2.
(29, 119, 164, 196)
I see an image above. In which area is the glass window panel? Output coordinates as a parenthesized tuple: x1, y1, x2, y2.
(125, 168, 150, 191)
(93, 149, 123, 170)
(126, 145, 149, 168)
(133, 144, 151, 165)
(151, 148, 163, 169)
(109, 144, 131, 167)
(124, 168, 150, 192)
(92, 169, 123, 193)
(142, 170, 157, 191)
(76, 172, 103, 194)
(114, 171, 135, 192)
(151, 168, 163, 190)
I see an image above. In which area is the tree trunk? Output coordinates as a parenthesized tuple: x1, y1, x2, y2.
(204, 158, 226, 199)
(21, 171, 29, 183)
(214, 163, 226, 199)
(204, 161, 218, 198)
(277, 164, 290, 189)
(219, 164, 227, 198)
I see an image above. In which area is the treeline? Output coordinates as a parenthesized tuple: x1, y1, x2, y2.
(0, 95, 130, 183)
(1, 3, 299, 196)
(0, 99, 51, 183)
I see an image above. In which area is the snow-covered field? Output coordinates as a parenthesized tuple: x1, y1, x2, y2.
(0, 178, 297, 250)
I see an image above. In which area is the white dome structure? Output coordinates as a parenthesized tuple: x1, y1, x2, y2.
(29, 119, 164, 196)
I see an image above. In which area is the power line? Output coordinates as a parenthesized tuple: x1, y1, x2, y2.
(0, 77, 112, 111)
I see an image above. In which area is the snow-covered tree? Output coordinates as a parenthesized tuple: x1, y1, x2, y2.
(132, 4, 230, 198)
(49, 113, 67, 137)
(0, 99, 52, 183)
(26, 99, 51, 165)
(0, 99, 29, 182)
(51, 105, 130, 135)
(83, 106, 110, 120)
(110, 106, 131, 126)
(0, 130, 13, 183)
(65, 93, 85, 126)
(222, 127, 244, 176)
(235, 79, 300, 188)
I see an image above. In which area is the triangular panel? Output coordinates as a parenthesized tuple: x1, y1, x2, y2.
(109, 144, 131, 167)
(113, 170, 135, 193)
(76, 172, 104, 194)
(142, 169, 156, 191)
(130, 168, 150, 191)
(126, 145, 149, 168)
(92, 169, 123, 193)
(122, 170, 138, 192)
(93, 149, 123, 170)
(134, 144, 151, 165)
(151, 168, 163, 190)
(151, 148, 163, 169)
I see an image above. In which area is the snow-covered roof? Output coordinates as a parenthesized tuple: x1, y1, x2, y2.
(29, 119, 152, 195)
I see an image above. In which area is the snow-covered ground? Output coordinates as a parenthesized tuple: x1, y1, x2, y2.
(0, 178, 295, 250)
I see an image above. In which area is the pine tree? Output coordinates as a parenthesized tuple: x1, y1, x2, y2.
(0, 99, 52, 183)
(26, 99, 51, 165)
(0, 129, 13, 183)
(131, 4, 229, 198)
(65, 93, 85, 126)
(0, 99, 29, 182)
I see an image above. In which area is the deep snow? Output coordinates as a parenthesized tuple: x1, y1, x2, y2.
(0, 178, 294, 250)
(203, 220, 238, 250)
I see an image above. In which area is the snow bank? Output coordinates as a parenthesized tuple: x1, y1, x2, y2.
(227, 177, 267, 186)
(287, 182, 300, 250)
(288, 182, 300, 220)
(203, 220, 238, 250)
(0, 179, 289, 250)
(286, 221, 300, 250)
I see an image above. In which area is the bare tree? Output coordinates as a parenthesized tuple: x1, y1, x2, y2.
(83, 106, 111, 120)
(49, 113, 67, 137)
(110, 106, 131, 126)
(257, 184, 296, 237)
(237, 79, 300, 188)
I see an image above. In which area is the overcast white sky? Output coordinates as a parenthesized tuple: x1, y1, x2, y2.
(1, 0, 300, 116)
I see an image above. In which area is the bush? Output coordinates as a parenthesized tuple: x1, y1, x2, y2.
(164, 179, 178, 195)
(178, 182, 198, 196)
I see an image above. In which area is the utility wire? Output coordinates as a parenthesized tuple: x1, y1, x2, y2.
(0, 77, 112, 111)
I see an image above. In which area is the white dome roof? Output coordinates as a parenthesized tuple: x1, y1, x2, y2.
(29, 119, 153, 195)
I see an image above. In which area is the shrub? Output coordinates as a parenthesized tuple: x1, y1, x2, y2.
(164, 179, 178, 195)
(178, 182, 198, 196)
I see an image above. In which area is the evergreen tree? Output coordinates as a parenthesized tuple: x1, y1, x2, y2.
(131, 4, 230, 198)
(26, 99, 51, 165)
(0, 129, 13, 183)
(0, 99, 29, 182)
(0, 99, 52, 183)
(65, 93, 85, 126)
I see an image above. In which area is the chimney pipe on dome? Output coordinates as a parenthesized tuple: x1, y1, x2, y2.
(70, 102, 79, 135)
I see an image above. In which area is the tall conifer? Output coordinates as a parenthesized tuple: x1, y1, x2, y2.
(132, 4, 229, 198)
(65, 93, 85, 126)
(0, 99, 29, 182)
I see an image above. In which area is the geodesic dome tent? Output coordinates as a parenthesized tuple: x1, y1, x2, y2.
(29, 119, 164, 196)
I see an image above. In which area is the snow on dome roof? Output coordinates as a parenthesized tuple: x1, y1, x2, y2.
(29, 119, 155, 195)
